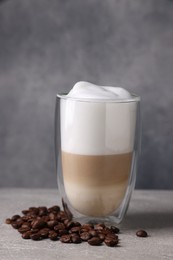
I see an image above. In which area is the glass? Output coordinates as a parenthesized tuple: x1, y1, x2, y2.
(55, 93, 141, 224)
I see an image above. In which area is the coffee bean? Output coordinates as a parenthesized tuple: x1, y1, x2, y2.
(11, 215, 21, 221)
(54, 223, 65, 231)
(47, 220, 58, 229)
(49, 212, 57, 220)
(21, 222, 31, 228)
(70, 226, 81, 234)
(30, 233, 42, 241)
(60, 235, 71, 243)
(105, 233, 118, 240)
(18, 227, 31, 233)
(5, 218, 12, 224)
(136, 230, 148, 237)
(104, 238, 118, 247)
(22, 210, 29, 215)
(98, 233, 105, 241)
(12, 223, 21, 229)
(89, 230, 98, 237)
(59, 229, 69, 236)
(88, 237, 102, 246)
(80, 232, 92, 241)
(49, 231, 58, 241)
(22, 231, 32, 239)
(32, 219, 46, 229)
(111, 226, 120, 234)
(65, 220, 75, 229)
(72, 221, 81, 227)
(31, 229, 39, 234)
(71, 234, 82, 244)
(82, 224, 94, 230)
(48, 206, 60, 213)
(39, 229, 49, 238)
(95, 223, 105, 230)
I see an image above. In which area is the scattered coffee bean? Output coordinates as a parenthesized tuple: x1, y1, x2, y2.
(11, 215, 21, 221)
(60, 235, 71, 243)
(6, 204, 148, 248)
(5, 218, 12, 224)
(32, 219, 46, 229)
(104, 238, 118, 247)
(30, 233, 42, 241)
(88, 237, 102, 246)
(22, 231, 32, 239)
(136, 230, 148, 237)
(111, 226, 120, 234)
(49, 231, 58, 241)
(18, 227, 31, 233)
(80, 232, 92, 241)
(71, 234, 82, 244)
(70, 226, 81, 234)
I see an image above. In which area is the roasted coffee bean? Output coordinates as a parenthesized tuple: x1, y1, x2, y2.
(47, 220, 58, 229)
(59, 229, 69, 236)
(12, 223, 21, 229)
(70, 226, 81, 234)
(48, 206, 60, 213)
(111, 226, 120, 234)
(5, 218, 12, 224)
(60, 235, 71, 243)
(22, 231, 32, 239)
(105, 233, 118, 240)
(80, 232, 92, 241)
(80, 228, 89, 233)
(11, 215, 21, 221)
(22, 222, 31, 228)
(30, 233, 42, 241)
(49, 231, 58, 241)
(49, 212, 57, 220)
(104, 238, 118, 247)
(89, 230, 98, 237)
(22, 210, 29, 215)
(39, 229, 49, 238)
(42, 215, 50, 222)
(73, 221, 81, 227)
(71, 234, 82, 244)
(18, 227, 31, 233)
(136, 230, 148, 237)
(88, 237, 102, 246)
(54, 223, 65, 231)
(98, 233, 105, 241)
(32, 219, 46, 229)
(65, 220, 75, 229)
(82, 224, 94, 229)
(95, 223, 105, 230)
(31, 228, 39, 234)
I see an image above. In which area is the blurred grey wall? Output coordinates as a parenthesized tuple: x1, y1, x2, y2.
(0, 0, 173, 189)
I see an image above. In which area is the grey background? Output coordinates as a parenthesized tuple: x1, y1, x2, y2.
(0, 0, 173, 189)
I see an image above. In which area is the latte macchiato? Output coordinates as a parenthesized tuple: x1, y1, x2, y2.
(59, 81, 137, 217)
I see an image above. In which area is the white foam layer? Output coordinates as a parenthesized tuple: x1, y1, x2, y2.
(60, 81, 137, 155)
(67, 81, 132, 100)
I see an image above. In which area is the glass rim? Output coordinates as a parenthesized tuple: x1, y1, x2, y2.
(56, 92, 140, 103)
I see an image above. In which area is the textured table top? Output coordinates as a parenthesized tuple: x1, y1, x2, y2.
(0, 188, 173, 260)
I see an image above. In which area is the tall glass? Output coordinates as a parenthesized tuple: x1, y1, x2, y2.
(55, 93, 141, 224)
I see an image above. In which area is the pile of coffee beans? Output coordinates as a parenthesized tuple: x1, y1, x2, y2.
(5, 205, 120, 247)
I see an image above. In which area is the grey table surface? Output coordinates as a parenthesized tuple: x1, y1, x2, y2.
(0, 189, 172, 260)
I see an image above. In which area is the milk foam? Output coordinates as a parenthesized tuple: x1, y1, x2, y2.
(67, 81, 132, 100)
(60, 81, 137, 155)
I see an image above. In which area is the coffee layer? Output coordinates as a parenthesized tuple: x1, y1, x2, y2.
(61, 151, 132, 217)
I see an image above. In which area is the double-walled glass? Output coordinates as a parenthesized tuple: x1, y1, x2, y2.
(55, 94, 141, 224)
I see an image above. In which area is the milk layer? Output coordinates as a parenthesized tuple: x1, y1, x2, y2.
(60, 81, 137, 155)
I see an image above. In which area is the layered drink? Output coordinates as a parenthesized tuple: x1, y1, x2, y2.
(59, 81, 138, 217)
